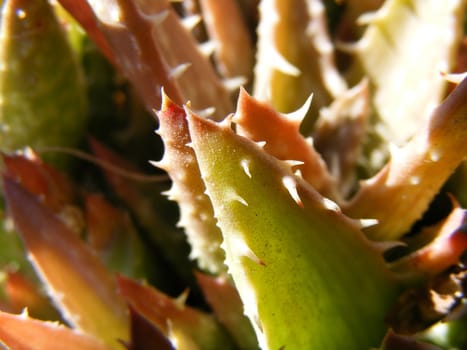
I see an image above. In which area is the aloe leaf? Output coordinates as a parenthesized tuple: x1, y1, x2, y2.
(198, 0, 254, 80)
(117, 275, 236, 350)
(347, 0, 465, 171)
(155, 93, 225, 274)
(84, 0, 233, 118)
(254, 0, 347, 132)
(313, 79, 370, 198)
(1, 271, 60, 321)
(84, 193, 152, 280)
(389, 205, 467, 282)
(0, 0, 88, 166)
(344, 77, 467, 241)
(2, 176, 129, 349)
(56, 0, 115, 63)
(233, 88, 339, 200)
(128, 306, 175, 350)
(0, 310, 111, 350)
(194, 271, 258, 350)
(186, 109, 399, 349)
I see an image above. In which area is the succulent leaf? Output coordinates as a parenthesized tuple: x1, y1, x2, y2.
(0, 0, 88, 166)
(186, 109, 399, 349)
(389, 204, 467, 282)
(313, 79, 370, 198)
(195, 271, 258, 350)
(233, 88, 339, 200)
(2, 177, 129, 349)
(0, 310, 111, 350)
(347, 0, 465, 170)
(84, 0, 234, 118)
(198, 0, 254, 80)
(117, 275, 235, 350)
(344, 77, 467, 241)
(155, 93, 226, 274)
(254, 0, 347, 132)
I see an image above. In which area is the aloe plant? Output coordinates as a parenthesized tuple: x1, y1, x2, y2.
(0, 0, 466, 349)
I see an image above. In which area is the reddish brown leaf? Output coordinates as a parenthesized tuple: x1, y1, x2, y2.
(2, 176, 129, 348)
(0, 310, 111, 350)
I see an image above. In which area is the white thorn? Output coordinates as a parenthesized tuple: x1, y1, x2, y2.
(282, 94, 313, 124)
(294, 169, 304, 178)
(282, 176, 303, 207)
(169, 63, 192, 79)
(335, 40, 361, 54)
(223, 76, 248, 92)
(270, 48, 301, 76)
(240, 159, 252, 178)
(440, 71, 467, 85)
(181, 14, 201, 31)
(231, 235, 264, 265)
(283, 160, 305, 168)
(255, 141, 267, 149)
(371, 240, 406, 253)
(194, 107, 216, 118)
(199, 40, 217, 57)
(358, 218, 379, 229)
(228, 189, 248, 206)
(220, 113, 234, 128)
(140, 9, 169, 25)
(356, 10, 381, 26)
(322, 197, 340, 212)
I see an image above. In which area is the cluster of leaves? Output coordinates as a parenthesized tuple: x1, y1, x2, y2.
(0, 0, 466, 349)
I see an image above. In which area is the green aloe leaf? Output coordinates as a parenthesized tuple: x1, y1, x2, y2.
(0, 0, 88, 166)
(185, 108, 400, 349)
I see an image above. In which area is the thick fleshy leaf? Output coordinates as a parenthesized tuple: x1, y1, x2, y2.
(253, 0, 347, 132)
(344, 77, 467, 241)
(389, 205, 467, 282)
(0, 0, 88, 166)
(155, 93, 225, 274)
(347, 0, 465, 170)
(2, 176, 129, 349)
(1, 271, 59, 321)
(127, 306, 175, 350)
(84, 193, 151, 280)
(0, 310, 111, 350)
(56, 0, 115, 62)
(233, 88, 338, 200)
(2, 152, 76, 213)
(117, 275, 235, 350)
(186, 110, 399, 349)
(198, 0, 254, 79)
(195, 271, 258, 350)
(313, 79, 370, 198)
(84, 0, 233, 119)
